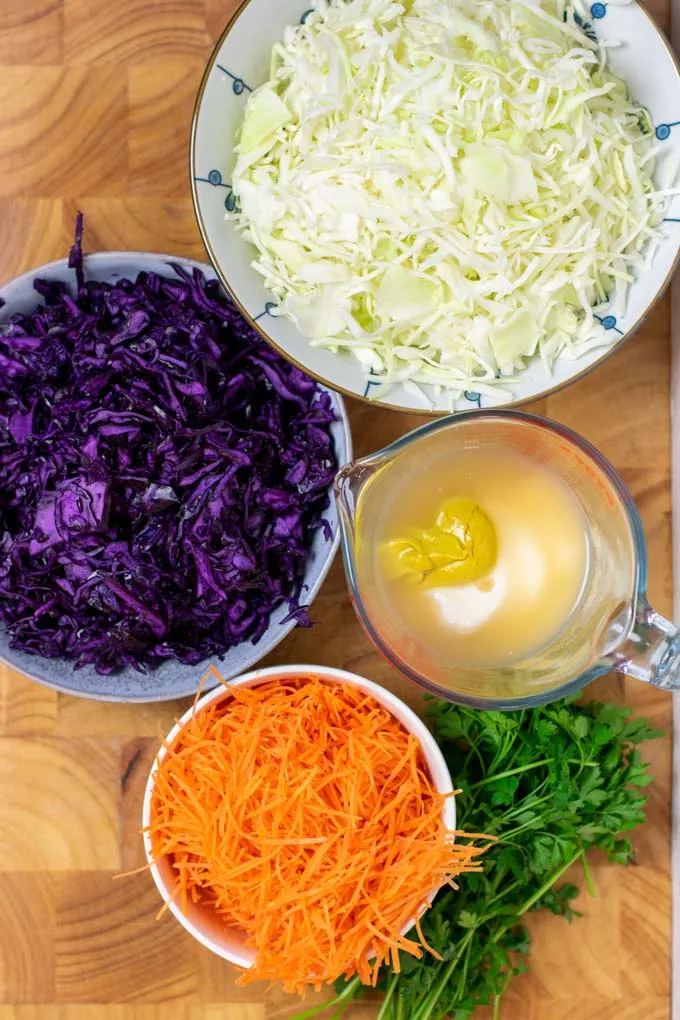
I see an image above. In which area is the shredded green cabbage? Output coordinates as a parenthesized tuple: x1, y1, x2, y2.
(232, 0, 668, 399)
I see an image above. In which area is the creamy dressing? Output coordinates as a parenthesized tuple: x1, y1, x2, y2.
(363, 445, 589, 668)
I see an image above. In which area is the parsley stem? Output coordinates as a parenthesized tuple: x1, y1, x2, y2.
(410, 930, 475, 1020)
(468, 758, 597, 791)
(499, 818, 546, 839)
(493, 847, 583, 939)
(581, 849, 596, 897)
(409, 961, 443, 1017)
(288, 976, 362, 1020)
(484, 876, 523, 911)
(468, 759, 552, 790)
(455, 926, 474, 999)
(375, 973, 398, 1020)
(503, 793, 552, 820)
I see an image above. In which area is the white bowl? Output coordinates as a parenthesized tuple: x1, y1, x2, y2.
(191, 0, 680, 415)
(0, 253, 352, 702)
(142, 663, 456, 969)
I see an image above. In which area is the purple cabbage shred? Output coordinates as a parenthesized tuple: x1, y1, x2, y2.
(0, 214, 337, 675)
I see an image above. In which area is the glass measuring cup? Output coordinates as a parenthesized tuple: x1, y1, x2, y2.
(335, 410, 680, 710)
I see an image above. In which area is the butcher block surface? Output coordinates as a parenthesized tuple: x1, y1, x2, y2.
(0, 0, 674, 1017)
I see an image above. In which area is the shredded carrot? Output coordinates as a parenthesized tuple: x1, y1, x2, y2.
(147, 674, 488, 994)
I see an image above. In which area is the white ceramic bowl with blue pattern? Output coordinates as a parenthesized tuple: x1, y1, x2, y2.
(191, 0, 680, 414)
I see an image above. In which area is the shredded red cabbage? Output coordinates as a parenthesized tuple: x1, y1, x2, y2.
(0, 215, 337, 675)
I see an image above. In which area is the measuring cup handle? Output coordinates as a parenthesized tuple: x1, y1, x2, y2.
(608, 598, 680, 690)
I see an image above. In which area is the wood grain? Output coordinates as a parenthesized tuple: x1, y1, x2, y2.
(0, 739, 121, 872)
(0, 0, 674, 1018)
(0, 1, 63, 65)
(0, 68, 128, 197)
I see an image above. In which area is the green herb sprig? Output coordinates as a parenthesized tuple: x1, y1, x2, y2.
(289, 695, 661, 1020)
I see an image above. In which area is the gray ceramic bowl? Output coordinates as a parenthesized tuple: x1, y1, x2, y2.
(0, 251, 352, 702)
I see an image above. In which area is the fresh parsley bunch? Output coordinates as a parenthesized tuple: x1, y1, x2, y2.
(291, 695, 661, 1020)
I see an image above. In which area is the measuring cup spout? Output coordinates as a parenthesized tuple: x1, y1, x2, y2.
(334, 454, 382, 543)
(608, 598, 680, 690)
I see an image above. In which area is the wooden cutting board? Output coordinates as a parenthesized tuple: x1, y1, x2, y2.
(0, 1, 674, 1017)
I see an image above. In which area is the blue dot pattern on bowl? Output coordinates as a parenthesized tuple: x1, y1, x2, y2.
(595, 314, 624, 336)
(363, 376, 381, 398)
(216, 64, 252, 95)
(464, 391, 482, 409)
(572, 10, 598, 42)
(196, 169, 227, 187)
(194, 169, 240, 213)
(656, 121, 680, 140)
(254, 302, 278, 321)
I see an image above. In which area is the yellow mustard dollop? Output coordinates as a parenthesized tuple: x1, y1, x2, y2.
(382, 498, 498, 588)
